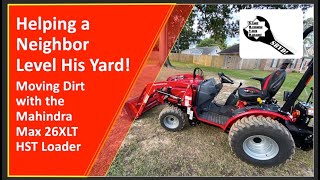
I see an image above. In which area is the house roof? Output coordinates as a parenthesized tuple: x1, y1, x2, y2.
(182, 46, 220, 55)
(218, 44, 239, 55)
(197, 47, 217, 55)
(181, 48, 202, 54)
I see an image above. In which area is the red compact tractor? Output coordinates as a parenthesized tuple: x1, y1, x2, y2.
(125, 27, 314, 167)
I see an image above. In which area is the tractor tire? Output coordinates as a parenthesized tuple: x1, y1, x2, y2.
(159, 106, 186, 132)
(228, 115, 295, 167)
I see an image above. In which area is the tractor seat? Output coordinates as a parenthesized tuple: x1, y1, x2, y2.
(238, 68, 287, 102)
(238, 87, 266, 102)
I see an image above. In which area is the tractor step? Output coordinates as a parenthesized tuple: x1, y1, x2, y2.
(196, 102, 235, 125)
(198, 112, 229, 125)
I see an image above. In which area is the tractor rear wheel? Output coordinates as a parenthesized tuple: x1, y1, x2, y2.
(159, 106, 186, 132)
(228, 115, 295, 167)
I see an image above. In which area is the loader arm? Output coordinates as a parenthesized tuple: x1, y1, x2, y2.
(124, 81, 196, 119)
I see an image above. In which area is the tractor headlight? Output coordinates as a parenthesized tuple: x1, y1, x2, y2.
(307, 108, 314, 116)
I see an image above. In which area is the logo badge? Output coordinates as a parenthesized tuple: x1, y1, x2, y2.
(240, 10, 303, 59)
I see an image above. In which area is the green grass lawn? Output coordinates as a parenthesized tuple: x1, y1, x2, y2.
(171, 61, 314, 105)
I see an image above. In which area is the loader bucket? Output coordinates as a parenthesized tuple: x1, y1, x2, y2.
(124, 86, 163, 119)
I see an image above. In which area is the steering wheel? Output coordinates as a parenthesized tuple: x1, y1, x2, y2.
(193, 68, 204, 79)
(218, 72, 234, 84)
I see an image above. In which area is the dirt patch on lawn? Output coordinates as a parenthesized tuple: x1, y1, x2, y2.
(107, 67, 314, 177)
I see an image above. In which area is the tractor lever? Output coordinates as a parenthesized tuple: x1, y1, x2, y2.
(232, 82, 242, 94)
(250, 77, 264, 82)
(306, 86, 313, 104)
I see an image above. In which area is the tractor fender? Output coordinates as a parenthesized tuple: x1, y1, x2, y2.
(223, 109, 292, 131)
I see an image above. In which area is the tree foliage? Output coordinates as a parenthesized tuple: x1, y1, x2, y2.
(172, 12, 200, 53)
(197, 38, 227, 49)
(195, 4, 312, 39)
(172, 4, 312, 52)
(303, 17, 314, 56)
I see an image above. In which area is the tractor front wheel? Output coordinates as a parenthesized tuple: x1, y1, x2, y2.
(159, 106, 186, 132)
(228, 115, 295, 167)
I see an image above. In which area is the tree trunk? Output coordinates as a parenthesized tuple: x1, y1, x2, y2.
(164, 58, 175, 68)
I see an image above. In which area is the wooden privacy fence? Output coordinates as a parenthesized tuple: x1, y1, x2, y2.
(169, 53, 224, 68)
(168, 53, 307, 73)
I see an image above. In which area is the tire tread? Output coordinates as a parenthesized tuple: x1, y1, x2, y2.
(228, 115, 295, 167)
(159, 106, 186, 132)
